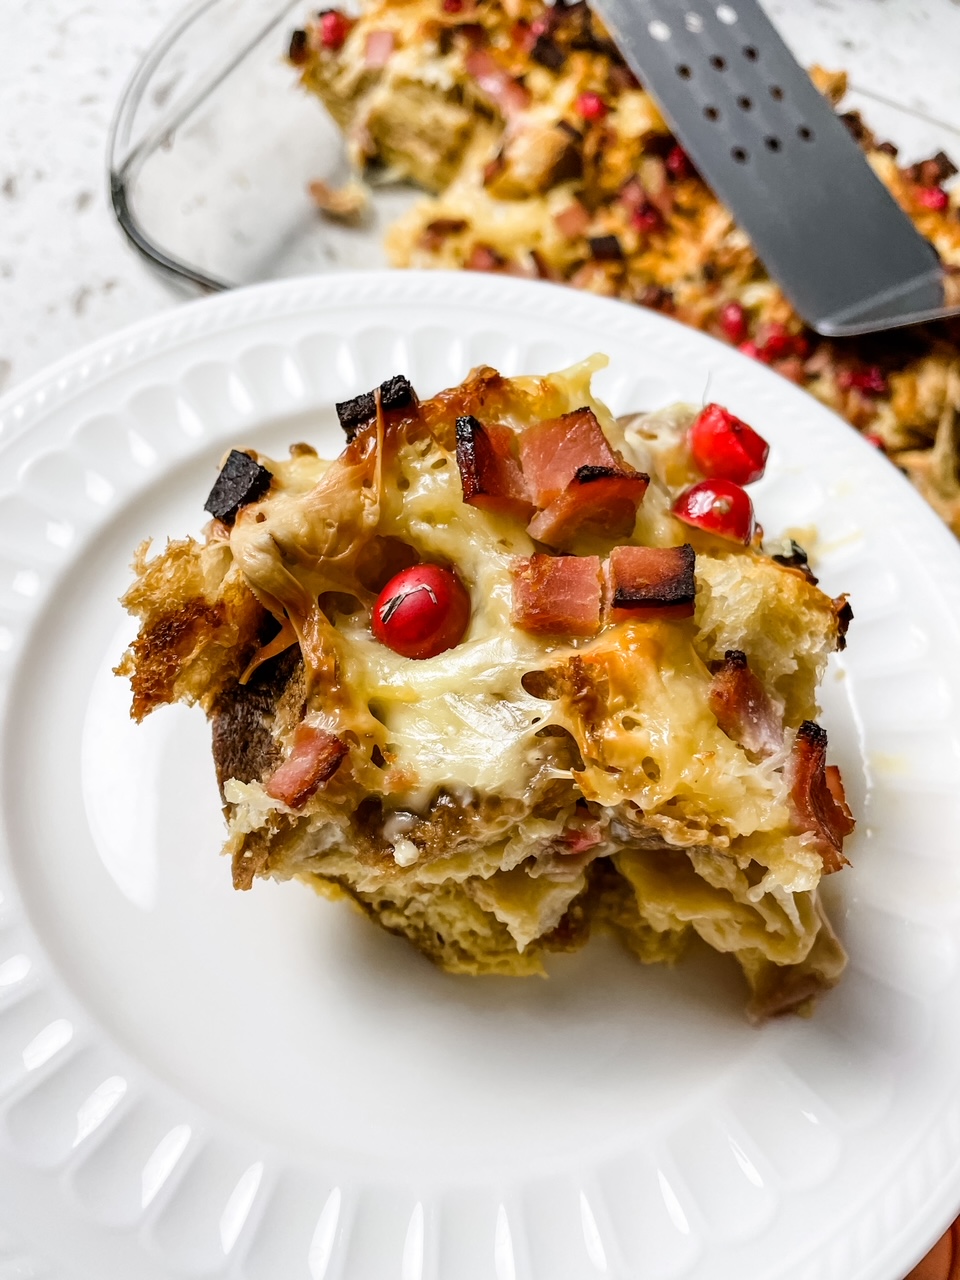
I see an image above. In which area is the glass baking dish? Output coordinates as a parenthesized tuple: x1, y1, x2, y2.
(108, 0, 960, 294)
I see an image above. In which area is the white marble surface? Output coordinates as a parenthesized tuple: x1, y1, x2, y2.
(0, 0, 183, 396)
(2, 0, 960, 396)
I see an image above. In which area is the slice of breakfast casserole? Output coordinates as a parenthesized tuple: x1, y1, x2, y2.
(117, 359, 853, 1019)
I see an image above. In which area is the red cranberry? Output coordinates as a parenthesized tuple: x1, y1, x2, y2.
(688, 403, 769, 485)
(917, 186, 949, 212)
(576, 92, 608, 121)
(860, 367, 888, 395)
(738, 340, 770, 363)
(665, 144, 692, 180)
(372, 564, 471, 659)
(632, 202, 664, 234)
(718, 300, 748, 344)
(792, 332, 811, 359)
(838, 366, 888, 396)
(863, 432, 885, 450)
(760, 323, 794, 360)
(319, 8, 352, 49)
(672, 479, 754, 543)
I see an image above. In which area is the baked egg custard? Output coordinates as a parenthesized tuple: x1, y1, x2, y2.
(117, 358, 854, 1019)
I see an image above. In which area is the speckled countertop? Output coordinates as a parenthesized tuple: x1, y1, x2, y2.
(0, 0, 187, 394)
(2, 0, 960, 395)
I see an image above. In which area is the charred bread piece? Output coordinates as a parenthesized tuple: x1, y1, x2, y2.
(336, 374, 417, 440)
(204, 450, 273, 526)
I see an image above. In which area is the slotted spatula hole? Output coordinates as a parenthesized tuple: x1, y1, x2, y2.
(715, 4, 737, 23)
(737, 95, 752, 110)
(709, 54, 727, 70)
(648, 19, 670, 40)
(731, 146, 748, 163)
(797, 125, 815, 141)
(743, 44, 759, 60)
(764, 135, 782, 152)
(703, 105, 720, 121)
(676, 63, 692, 79)
(684, 12, 704, 32)
(769, 84, 784, 100)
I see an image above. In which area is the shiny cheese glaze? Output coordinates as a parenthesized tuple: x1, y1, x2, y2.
(223, 359, 838, 884)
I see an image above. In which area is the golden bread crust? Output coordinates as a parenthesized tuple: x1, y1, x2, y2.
(116, 538, 266, 721)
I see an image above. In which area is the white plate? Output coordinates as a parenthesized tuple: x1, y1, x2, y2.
(0, 272, 959, 1280)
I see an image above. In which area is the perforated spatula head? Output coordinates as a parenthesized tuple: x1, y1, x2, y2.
(589, 0, 959, 336)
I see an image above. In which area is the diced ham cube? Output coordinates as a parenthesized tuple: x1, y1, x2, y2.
(456, 415, 534, 520)
(364, 29, 395, 66)
(554, 200, 591, 238)
(604, 543, 695, 621)
(465, 243, 505, 273)
(464, 49, 531, 118)
(512, 554, 602, 636)
(518, 408, 627, 506)
(265, 724, 348, 809)
(527, 467, 649, 548)
(788, 721, 855, 873)
(709, 649, 783, 757)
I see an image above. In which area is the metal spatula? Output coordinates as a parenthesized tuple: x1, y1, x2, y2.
(589, 0, 960, 336)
